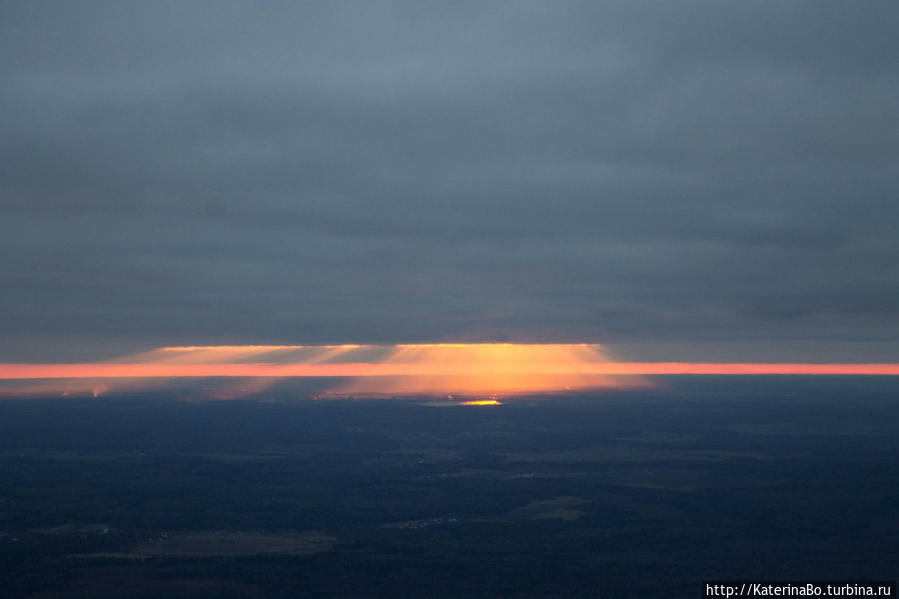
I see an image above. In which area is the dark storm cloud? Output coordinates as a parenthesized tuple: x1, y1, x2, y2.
(2, 1, 898, 361)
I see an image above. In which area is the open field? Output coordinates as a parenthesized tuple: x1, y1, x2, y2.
(70, 531, 336, 559)
(508, 496, 591, 521)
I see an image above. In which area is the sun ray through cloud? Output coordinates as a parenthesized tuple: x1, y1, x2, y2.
(1, 344, 898, 399)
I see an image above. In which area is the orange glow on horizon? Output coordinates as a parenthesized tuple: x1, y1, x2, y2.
(3, 361, 899, 379)
(1, 343, 898, 398)
(327, 343, 630, 396)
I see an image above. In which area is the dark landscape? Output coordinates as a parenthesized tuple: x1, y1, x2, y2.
(1, 376, 896, 598)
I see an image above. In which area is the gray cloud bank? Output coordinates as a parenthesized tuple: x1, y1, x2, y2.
(1, 1, 897, 361)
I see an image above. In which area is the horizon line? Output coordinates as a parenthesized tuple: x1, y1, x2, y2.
(2, 362, 899, 379)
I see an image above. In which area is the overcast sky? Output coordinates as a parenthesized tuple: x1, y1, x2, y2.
(2, 1, 897, 362)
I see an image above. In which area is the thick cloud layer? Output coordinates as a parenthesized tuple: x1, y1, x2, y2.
(2, 2, 897, 361)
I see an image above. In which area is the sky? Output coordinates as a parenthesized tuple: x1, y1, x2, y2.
(2, 1, 898, 364)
